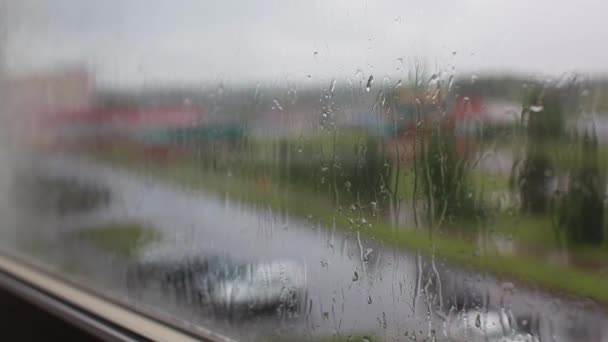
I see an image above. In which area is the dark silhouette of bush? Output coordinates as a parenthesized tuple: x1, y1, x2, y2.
(418, 119, 481, 226)
(557, 130, 605, 246)
(513, 87, 564, 214)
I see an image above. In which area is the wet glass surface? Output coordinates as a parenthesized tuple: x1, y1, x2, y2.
(1, 1, 608, 341)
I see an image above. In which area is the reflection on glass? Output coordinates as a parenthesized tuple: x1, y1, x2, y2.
(0, 1, 608, 341)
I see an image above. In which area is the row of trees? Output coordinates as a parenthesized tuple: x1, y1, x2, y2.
(180, 78, 605, 247)
(514, 85, 606, 246)
(384, 80, 606, 247)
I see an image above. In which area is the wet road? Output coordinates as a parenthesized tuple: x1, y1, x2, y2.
(0, 150, 607, 341)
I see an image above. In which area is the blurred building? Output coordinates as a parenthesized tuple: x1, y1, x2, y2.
(2, 67, 94, 147)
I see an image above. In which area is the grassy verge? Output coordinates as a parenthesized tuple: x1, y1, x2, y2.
(76, 222, 160, 257)
(490, 213, 608, 269)
(94, 149, 608, 305)
(496, 139, 608, 172)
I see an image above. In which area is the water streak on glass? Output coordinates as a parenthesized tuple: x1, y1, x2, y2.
(1, 1, 608, 341)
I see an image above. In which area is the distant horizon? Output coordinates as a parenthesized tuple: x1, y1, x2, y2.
(3, 0, 608, 87)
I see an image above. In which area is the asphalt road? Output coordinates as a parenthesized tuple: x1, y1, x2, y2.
(0, 150, 606, 341)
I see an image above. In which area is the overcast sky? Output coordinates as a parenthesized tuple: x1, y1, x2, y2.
(3, 0, 608, 86)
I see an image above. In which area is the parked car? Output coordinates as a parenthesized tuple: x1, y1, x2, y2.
(127, 253, 306, 318)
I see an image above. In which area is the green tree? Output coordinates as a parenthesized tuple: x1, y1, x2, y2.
(557, 130, 605, 246)
(514, 87, 564, 214)
(418, 119, 480, 229)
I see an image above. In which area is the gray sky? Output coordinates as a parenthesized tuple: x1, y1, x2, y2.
(3, 0, 608, 86)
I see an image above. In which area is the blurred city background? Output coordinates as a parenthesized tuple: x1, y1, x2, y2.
(1, 1, 608, 341)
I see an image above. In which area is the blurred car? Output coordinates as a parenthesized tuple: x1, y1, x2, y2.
(447, 308, 539, 342)
(127, 253, 306, 318)
(422, 266, 540, 342)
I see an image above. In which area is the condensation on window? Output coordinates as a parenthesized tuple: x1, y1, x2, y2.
(0, 1, 607, 341)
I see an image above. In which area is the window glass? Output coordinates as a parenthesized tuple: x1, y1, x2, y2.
(1, 1, 608, 340)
